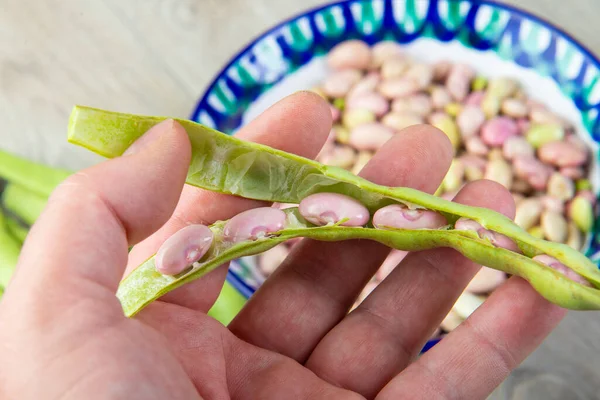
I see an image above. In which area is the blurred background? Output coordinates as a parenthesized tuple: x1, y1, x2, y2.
(1, 0, 600, 398)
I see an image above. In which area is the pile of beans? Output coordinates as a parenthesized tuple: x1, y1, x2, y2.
(256, 40, 597, 337)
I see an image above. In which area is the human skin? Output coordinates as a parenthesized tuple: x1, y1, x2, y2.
(0, 92, 566, 399)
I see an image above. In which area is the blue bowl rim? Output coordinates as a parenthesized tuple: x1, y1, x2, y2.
(190, 0, 600, 123)
(190, 0, 600, 352)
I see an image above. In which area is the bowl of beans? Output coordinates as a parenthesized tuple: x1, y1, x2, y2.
(191, 0, 600, 351)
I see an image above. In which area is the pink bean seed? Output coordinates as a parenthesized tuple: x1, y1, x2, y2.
(349, 122, 394, 150)
(465, 136, 490, 156)
(347, 72, 381, 99)
(560, 166, 584, 180)
(433, 60, 453, 82)
(323, 69, 362, 98)
(503, 136, 534, 160)
(223, 207, 286, 242)
(455, 218, 521, 253)
(481, 117, 519, 147)
(327, 40, 371, 70)
(513, 156, 552, 191)
(457, 105, 485, 138)
(431, 86, 452, 109)
(376, 249, 409, 281)
(330, 104, 340, 122)
(156, 224, 214, 275)
(516, 118, 531, 135)
(378, 77, 421, 99)
(446, 64, 475, 101)
(538, 140, 588, 167)
(299, 193, 369, 227)
(465, 90, 485, 107)
(345, 92, 389, 117)
(533, 255, 592, 287)
(373, 205, 448, 230)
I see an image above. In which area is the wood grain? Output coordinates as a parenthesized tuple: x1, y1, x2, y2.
(1, 0, 599, 398)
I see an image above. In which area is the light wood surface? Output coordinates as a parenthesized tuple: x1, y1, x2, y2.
(1, 0, 599, 398)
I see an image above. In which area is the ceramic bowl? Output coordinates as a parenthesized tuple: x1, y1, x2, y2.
(191, 0, 600, 352)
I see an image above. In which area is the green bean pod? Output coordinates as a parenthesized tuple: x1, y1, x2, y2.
(0, 149, 71, 198)
(66, 106, 600, 316)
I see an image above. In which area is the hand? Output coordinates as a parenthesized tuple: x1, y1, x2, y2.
(0, 92, 566, 400)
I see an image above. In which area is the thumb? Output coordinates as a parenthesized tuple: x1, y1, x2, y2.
(6, 119, 191, 302)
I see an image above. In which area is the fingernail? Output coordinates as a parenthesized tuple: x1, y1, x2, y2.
(124, 119, 174, 155)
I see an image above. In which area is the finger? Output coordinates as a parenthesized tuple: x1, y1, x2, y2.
(229, 125, 454, 362)
(127, 91, 333, 313)
(6, 120, 191, 305)
(377, 277, 566, 399)
(305, 180, 515, 397)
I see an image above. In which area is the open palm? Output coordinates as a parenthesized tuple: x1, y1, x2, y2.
(0, 92, 565, 400)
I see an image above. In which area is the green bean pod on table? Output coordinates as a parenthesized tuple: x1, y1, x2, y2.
(67, 106, 600, 317)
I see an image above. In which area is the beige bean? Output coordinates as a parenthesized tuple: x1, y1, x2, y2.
(391, 94, 432, 116)
(461, 154, 486, 181)
(538, 140, 588, 167)
(514, 197, 543, 230)
(380, 56, 410, 79)
(431, 85, 452, 109)
(465, 136, 490, 156)
(501, 98, 528, 118)
(466, 267, 507, 294)
(481, 94, 501, 118)
(453, 291, 485, 319)
(442, 159, 465, 192)
(529, 107, 563, 125)
(484, 158, 513, 189)
(347, 72, 381, 99)
(349, 123, 394, 150)
(487, 148, 504, 161)
(327, 40, 372, 70)
(342, 108, 376, 130)
(502, 136, 534, 160)
(258, 244, 290, 276)
(487, 77, 518, 99)
(541, 195, 565, 214)
(547, 173, 575, 201)
(541, 210, 568, 242)
(512, 192, 525, 204)
(375, 249, 408, 281)
(566, 221, 584, 251)
(433, 60, 453, 82)
(456, 105, 485, 138)
(371, 41, 403, 69)
(446, 63, 475, 101)
(345, 92, 389, 117)
(405, 63, 434, 89)
(323, 69, 363, 98)
(332, 125, 350, 144)
(431, 113, 461, 151)
(381, 112, 424, 131)
(378, 77, 420, 99)
(352, 150, 374, 175)
(441, 310, 463, 332)
(318, 145, 356, 168)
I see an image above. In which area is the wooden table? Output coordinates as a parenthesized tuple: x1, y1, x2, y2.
(1, 0, 599, 398)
